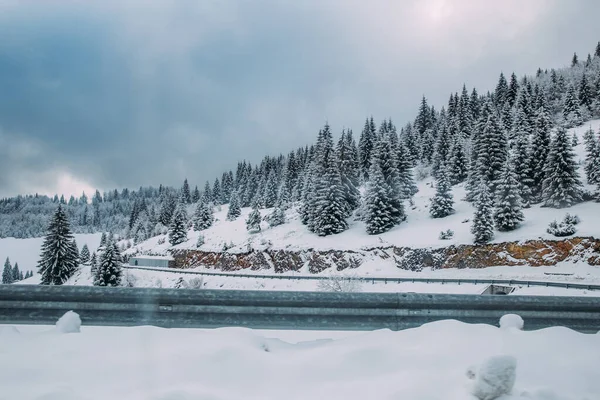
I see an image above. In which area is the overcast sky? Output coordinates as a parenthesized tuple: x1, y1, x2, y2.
(0, 0, 598, 198)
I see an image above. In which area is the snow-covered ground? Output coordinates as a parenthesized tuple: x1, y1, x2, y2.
(1, 314, 599, 400)
(130, 121, 600, 254)
(0, 233, 102, 275)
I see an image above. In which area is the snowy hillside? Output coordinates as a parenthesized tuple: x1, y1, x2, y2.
(130, 121, 600, 254)
(2, 316, 599, 399)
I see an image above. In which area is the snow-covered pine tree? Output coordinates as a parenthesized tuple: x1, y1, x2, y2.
(181, 178, 191, 204)
(192, 186, 200, 203)
(563, 85, 583, 126)
(494, 72, 509, 108)
(373, 137, 406, 224)
(513, 133, 533, 207)
(471, 181, 495, 244)
(337, 129, 361, 215)
(358, 117, 375, 180)
(364, 163, 396, 235)
(192, 200, 214, 231)
(429, 162, 454, 218)
(80, 244, 91, 265)
(542, 127, 584, 208)
(226, 190, 242, 221)
(309, 124, 349, 236)
(158, 193, 177, 226)
(431, 120, 451, 177)
(529, 106, 552, 201)
(90, 252, 98, 275)
(572, 132, 579, 147)
(584, 127, 600, 184)
(212, 178, 222, 205)
(494, 160, 524, 231)
(507, 72, 519, 107)
(94, 239, 122, 287)
(396, 141, 418, 198)
(473, 105, 508, 198)
(37, 205, 80, 285)
(12, 262, 21, 282)
(246, 207, 262, 233)
(2, 257, 12, 284)
(448, 132, 468, 185)
(168, 205, 188, 245)
(267, 207, 285, 227)
(99, 232, 107, 248)
(202, 181, 212, 204)
(262, 170, 279, 209)
(579, 73, 593, 111)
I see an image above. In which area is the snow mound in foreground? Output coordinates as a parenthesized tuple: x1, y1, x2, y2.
(499, 314, 524, 330)
(470, 355, 517, 400)
(0, 326, 20, 336)
(1, 320, 598, 400)
(55, 311, 81, 333)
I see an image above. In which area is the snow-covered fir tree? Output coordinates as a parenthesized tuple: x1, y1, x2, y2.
(429, 163, 454, 218)
(94, 239, 122, 287)
(358, 117, 376, 180)
(261, 170, 279, 209)
(373, 135, 406, 224)
(181, 178, 191, 204)
(2, 257, 12, 284)
(80, 244, 90, 265)
(584, 127, 600, 184)
(529, 106, 552, 201)
(364, 163, 396, 235)
(246, 207, 262, 233)
(267, 207, 285, 227)
(513, 133, 533, 207)
(563, 85, 583, 126)
(542, 127, 584, 208)
(337, 129, 361, 215)
(192, 186, 201, 203)
(448, 133, 468, 185)
(37, 205, 79, 285)
(226, 190, 242, 221)
(431, 120, 451, 177)
(168, 205, 188, 245)
(12, 262, 21, 282)
(90, 252, 98, 275)
(193, 200, 214, 230)
(305, 124, 349, 236)
(471, 181, 495, 244)
(212, 178, 222, 205)
(493, 160, 524, 231)
(396, 141, 418, 198)
(202, 181, 212, 204)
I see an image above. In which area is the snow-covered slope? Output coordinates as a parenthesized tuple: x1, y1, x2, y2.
(2, 316, 599, 400)
(131, 121, 600, 254)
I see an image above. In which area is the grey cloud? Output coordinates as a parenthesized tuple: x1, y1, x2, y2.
(0, 0, 599, 197)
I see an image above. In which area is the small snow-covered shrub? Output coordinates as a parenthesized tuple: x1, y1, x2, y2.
(122, 271, 137, 288)
(317, 273, 362, 293)
(462, 218, 470, 223)
(563, 213, 580, 226)
(266, 207, 286, 227)
(196, 234, 205, 248)
(439, 229, 454, 240)
(414, 162, 431, 181)
(470, 355, 517, 400)
(56, 311, 81, 334)
(222, 241, 234, 252)
(187, 277, 204, 289)
(547, 214, 579, 237)
(157, 237, 166, 245)
(499, 314, 524, 330)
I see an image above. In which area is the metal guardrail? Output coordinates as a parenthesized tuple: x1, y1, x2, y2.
(122, 265, 600, 291)
(1, 285, 599, 333)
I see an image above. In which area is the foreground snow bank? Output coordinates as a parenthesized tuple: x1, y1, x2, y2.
(0, 319, 598, 400)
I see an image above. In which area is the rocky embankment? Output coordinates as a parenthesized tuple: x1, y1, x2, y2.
(169, 237, 600, 273)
